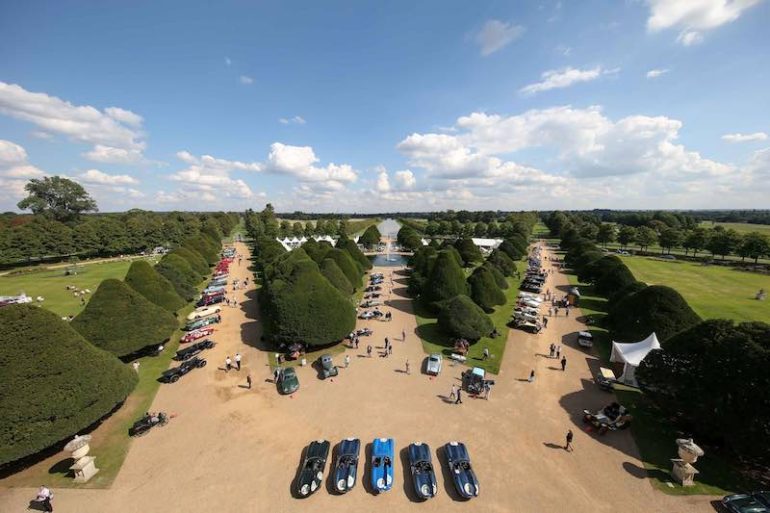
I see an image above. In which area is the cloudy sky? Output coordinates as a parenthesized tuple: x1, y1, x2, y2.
(1, 0, 768, 213)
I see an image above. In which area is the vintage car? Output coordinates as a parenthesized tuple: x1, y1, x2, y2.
(161, 356, 207, 383)
(278, 367, 299, 395)
(371, 438, 395, 493)
(425, 353, 442, 376)
(358, 309, 384, 320)
(461, 367, 490, 395)
(444, 442, 479, 499)
(577, 331, 594, 348)
(129, 411, 168, 437)
(296, 440, 330, 497)
(183, 315, 221, 331)
(513, 311, 539, 323)
(408, 442, 437, 500)
(319, 354, 339, 379)
(180, 327, 214, 343)
(360, 299, 383, 308)
(187, 305, 222, 321)
(516, 298, 542, 309)
(513, 318, 542, 333)
(333, 438, 361, 494)
(583, 402, 632, 434)
(174, 339, 216, 361)
(195, 293, 225, 308)
(365, 285, 382, 292)
(722, 494, 770, 513)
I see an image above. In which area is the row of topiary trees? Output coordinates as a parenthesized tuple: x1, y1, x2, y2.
(555, 215, 770, 466)
(0, 218, 232, 466)
(407, 229, 532, 342)
(246, 206, 371, 347)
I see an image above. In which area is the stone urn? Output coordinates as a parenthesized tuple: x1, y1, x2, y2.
(64, 434, 100, 483)
(671, 438, 704, 487)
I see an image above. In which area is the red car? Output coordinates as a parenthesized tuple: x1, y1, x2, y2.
(181, 327, 214, 343)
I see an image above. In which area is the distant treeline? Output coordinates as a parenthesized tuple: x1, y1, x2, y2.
(539, 209, 770, 227)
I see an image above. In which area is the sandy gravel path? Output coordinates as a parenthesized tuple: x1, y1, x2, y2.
(0, 241, 716, 512)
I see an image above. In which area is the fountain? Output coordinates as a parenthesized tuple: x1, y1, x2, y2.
(64, 434, 100, 483)
(670, 438, 704, 487)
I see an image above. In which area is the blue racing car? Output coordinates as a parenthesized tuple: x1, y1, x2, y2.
(333, 438, 360, 494)
(370, 437, 395, 493)
(408, 442, 437, 500)
(444, 441, 479, 499)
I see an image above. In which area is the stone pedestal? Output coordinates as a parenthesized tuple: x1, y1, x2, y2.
(63, 435, 99, 484)
(671, 459, 699, 486)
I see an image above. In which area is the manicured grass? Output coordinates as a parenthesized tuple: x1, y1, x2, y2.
(699, 221, 770, 235)
(414, 273, 523, 375)
(620, 256, 770, 323)
(565, 266, 760, 495)
(0, 258, 157, 318)
(598, 240, 770, 265)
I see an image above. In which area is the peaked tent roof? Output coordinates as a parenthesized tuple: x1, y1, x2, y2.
(610, 332, 661, 366)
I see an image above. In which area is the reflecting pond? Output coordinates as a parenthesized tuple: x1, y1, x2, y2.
(369, 254, 409, 267)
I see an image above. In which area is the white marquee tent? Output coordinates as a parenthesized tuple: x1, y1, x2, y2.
(609, 332, 661, 387)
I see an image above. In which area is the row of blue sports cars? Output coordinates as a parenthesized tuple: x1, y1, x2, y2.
(295, 438, 479, 500)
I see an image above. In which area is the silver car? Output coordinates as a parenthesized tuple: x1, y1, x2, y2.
(426, 353, 442, 375)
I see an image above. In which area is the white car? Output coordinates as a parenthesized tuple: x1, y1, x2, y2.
(187, 305, 222, 321)
(426, 353, 442, 375)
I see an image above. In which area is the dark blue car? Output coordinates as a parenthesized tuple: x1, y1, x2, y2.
(444, 442, 479, 499)
(408, 442, 437, 500)
(296, 440, 330, 498)
(722, 493, 770, 513)
(333, 438, 360, 493)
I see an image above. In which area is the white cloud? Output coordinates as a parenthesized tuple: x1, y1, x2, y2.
(375, 167, 391, 192)
(168, 151, 262, 201)
(519, 66, 617, 95)
(278, 115, 306, 125)
(474, 19, 525, 56)
(646, 0, 762, 45)
(0, 82, 146, 162)
(240, 75, 254, 85)
(646, 68, 669, 79)
(722, 132, 768, 143)
(394, 170, 416, 189)
(266, 142, 358, 186)
(0, 140, 47, 208)
(76, 169, 139, 185)
(0, 139, 28, 165)
(82, 144, 144, 164)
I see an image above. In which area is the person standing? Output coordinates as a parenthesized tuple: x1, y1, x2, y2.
(234, 353, 242, 371)
(355, 337, 360, 349)
(565, 307, 570, 317)
(402, 329, 406, 341)
(132, 361, 140, 373)
(367, 344, 372, 358)
(388, 344, 393, 356)
(455, 387, 463, 405)
(225, 356, 232, 372)
(556, 345, 561, 359)
(543, 317, 549, 328)
(384, 337, 389, 350)
(528, 369, 535, 383)
(561, 356, 567, 371)
(246, 374, 252, 389)
(450, 384, 457, 401)
(549, 343, 555, 358)
(37, 485, 53, 512)
(344, 354, 351, 368)
(405, 359, 410, 375)
(565, 429, 574, 451)
(273, 367, 281, 383)
(483, 382, 490, 400)
(482, 347, 490, 360)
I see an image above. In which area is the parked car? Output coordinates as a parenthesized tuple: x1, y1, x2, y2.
(577, 331, 594, 348)
(595, 367, 617, 392)
(722, 494, 770, 513)
(129, 411, 168, 437)
(296, 440, 330, 497)
(513, 311, 538, 323)
(426, 353, 442, 375)
(188, 305, 222, 321)
(180, 327, 214, 343)
(174, 339, 215, 361)
(371, 438, 395, 493)
(202, 285, 226, 295)
(183, 315, 221, 331)
(195, 293, 225, 308)
(660, 254, 677, 260)
(754, 492, 770, 508)
(333, 438, 361, 494)
(319, 354, 339, 379)
(161, 356, 207, 383)
(358, 310, 384, 320)
(444, 442, 479, 499)
(360, 299, 383, 308)
(582, 402, 632, 434)
(279, 367, 299, 395)
(408, 442, 437, 500)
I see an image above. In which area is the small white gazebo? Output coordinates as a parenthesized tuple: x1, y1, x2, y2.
(610, 332, 661, 386)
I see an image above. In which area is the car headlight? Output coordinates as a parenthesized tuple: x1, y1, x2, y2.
(464, 483, 472, 495)
(347, 475, 355, 487)
(377, 478, 385, 489)
(310, 481, 317, 492)
(421, 484, 429, 496)
(337, 479, 345, 490)
(300, 484, 309, 495)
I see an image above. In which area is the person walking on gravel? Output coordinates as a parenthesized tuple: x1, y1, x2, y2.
(225, 356, 232, 372)
(405, 359, 410, 375)
(455, 388, 463, 405)
(235, 353, 242, 371)
(450, 384, 457, 401)
(565, 429, 574, 451)
(344, 354, 351, 368)
(561, 356, 567, 371)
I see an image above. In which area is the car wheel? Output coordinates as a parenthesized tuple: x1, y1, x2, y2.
(170, 375, 180, 383)
(198, 360, 207, 368)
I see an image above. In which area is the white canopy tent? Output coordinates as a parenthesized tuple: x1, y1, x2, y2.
(609, 332, 661, 387)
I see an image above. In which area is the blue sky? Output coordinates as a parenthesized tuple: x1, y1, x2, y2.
(1, 0, 769, 212)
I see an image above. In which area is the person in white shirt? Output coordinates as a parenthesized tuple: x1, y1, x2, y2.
(234, 353, 242, 371)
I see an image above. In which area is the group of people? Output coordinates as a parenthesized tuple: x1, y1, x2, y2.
(224, 353, 242, 372)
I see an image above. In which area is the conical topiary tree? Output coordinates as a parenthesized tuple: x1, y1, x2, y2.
(337, 237, 372, 270)
(183, 235, 218, 264)
(487, 249, 516, 276)
(438, 295, 494, 341)
(320, 258, 354, 295)
(608, 285, 701, 343)
(325, 248, 362, 290)
(124, 260, 185, 312)
(358, 225, 382, 249)
(156, 253, 202, 301)
(169, 246, 209, 276)
(0, 304, 138, 465)
(482, 261, 508, 289)
(71, 279, 178, 357)
(498, 239, 524, 261)
(454, 238, 483, 266)
(468, 266, 506, 311)
(424, 250, 468, 308)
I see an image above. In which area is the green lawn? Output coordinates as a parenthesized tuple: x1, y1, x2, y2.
(0, 258, 156, 318)
(414, 273, 523, 375)
(699, 221, 770, 235)
(620, 256, 770, 323)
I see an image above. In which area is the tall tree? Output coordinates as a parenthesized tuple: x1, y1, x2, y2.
(635, 226, 657, 252)
(737, 232, 770, 263)
(618, 226, 637, 249)
(658, 228, 684, 254)
(682, 228, 709, 257)
(16, 176, 97, 223)
(596, 224, 616, 247)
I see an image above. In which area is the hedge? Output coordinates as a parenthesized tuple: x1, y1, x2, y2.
(169, 246, 209, 276)
(324, 248, 362, 290)
(454, 238, 483, 266)
(608, 285, 701, 343)
(124, 260, 185, 312)
(424, 250, 468, 307)
(437, 295, 494, 341)
(183, 235, 219, 264)
(320, 258, 354, 295)
(337, 237, 372, 270)
(482, 261, 508, 289)
(71, 279, 178, 357)
(0, 304, 137, 465)
(468, 266, 506, 311)
(155, 253, 202, 301)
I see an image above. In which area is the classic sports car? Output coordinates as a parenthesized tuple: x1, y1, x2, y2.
(296, 440, 330, 497)
(319, 354, 339, 379)
(180, 327, 214, 343)
(195, 293, 224, 308)
(183, 315, 221, 331)
(364, 285, 382, 292)
(371, 438, 395, 493)
(408, 442, 437, 500)
(333, 438, 360, 494)
(161, 356, 207, 383)
(444, 442, 479, 499)
(174, 339, 216, 361)
(426, 353, 442, 376)
(358, 310, 384, 320)
(722, 494, 770, 513)
(755, 492, 770, 508)
(187, 305, 222, 321)
(279, 367, 299, 395)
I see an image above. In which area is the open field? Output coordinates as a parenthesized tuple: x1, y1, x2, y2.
(699, 221, 770, 235)
(620, 256, 770, 323)
(0, 259, 154, 318)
